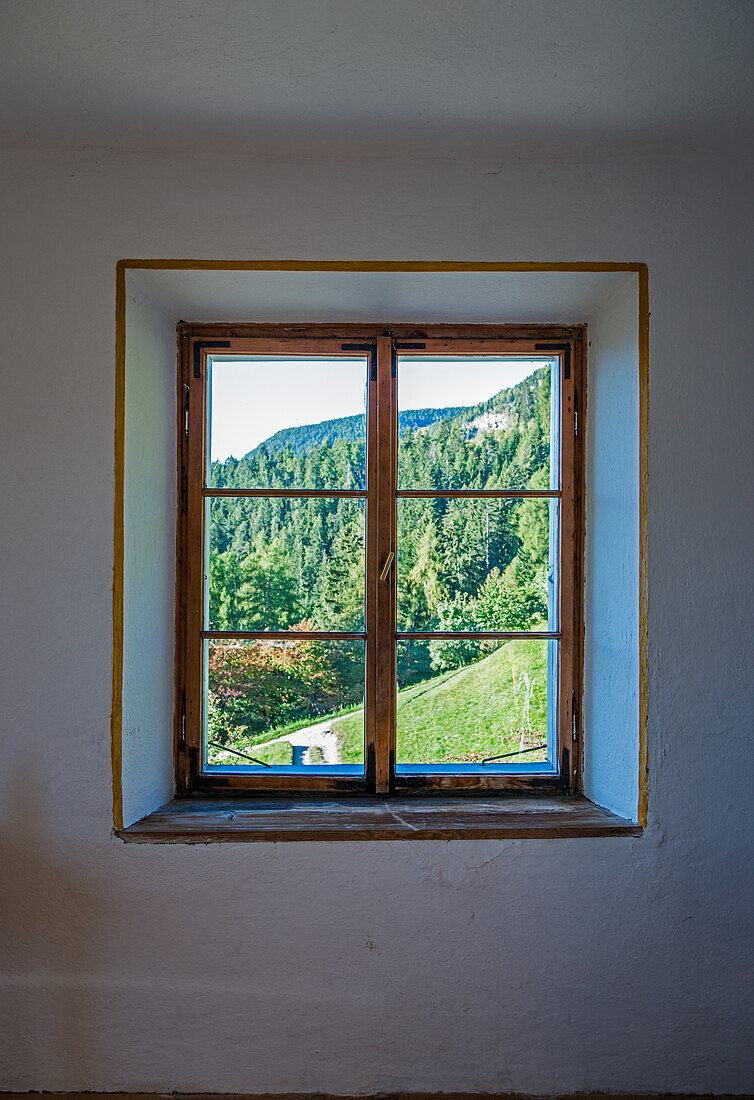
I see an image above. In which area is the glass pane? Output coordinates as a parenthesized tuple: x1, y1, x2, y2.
(205, 639, 365, 770)
(207, 497, 365, 631)
(397, 497, 558, 632)
(208, 356, 368, 489)
(397, 357, 558, 490)
(396, 639, 553, 768)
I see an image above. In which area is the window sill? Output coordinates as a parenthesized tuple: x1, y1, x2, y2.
(116, 794, 641, 843)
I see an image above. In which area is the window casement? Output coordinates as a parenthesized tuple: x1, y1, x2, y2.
(176, 324, 584, 797)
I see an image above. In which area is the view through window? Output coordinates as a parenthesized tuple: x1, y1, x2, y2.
(178, 328, 581, 794)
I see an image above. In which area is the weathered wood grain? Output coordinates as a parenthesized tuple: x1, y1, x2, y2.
(2, 1092, 732, 1100)
(117, 795, 641, 843)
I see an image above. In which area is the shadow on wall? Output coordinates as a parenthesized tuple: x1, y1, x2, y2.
(0, 754, 115, 1086)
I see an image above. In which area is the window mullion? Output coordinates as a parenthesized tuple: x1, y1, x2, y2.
(364, 343, 379, 792)
(373, 336, 396, 794)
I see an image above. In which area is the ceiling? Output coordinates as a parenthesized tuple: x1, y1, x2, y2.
(1, 0, 752, 157)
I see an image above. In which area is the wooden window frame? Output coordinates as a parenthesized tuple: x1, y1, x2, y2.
(176, 323, 585, 797)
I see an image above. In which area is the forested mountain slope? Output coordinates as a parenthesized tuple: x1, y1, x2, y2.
(251, 405, 467, 457)
(207, 365, 555, 754)
(210, 365, 550, 491)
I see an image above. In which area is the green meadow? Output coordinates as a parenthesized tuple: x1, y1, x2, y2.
(210, 638, 549, 769)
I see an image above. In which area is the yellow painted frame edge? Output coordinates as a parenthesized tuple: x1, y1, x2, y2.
(118, 259, 645, 273)
(111, 258, 649, 831)
(112, 262, 126, 830)
(638, 265, 649, 826)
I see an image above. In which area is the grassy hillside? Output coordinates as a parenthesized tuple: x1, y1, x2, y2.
(209, 639, 549, 769)
(334, 638, 548, 765)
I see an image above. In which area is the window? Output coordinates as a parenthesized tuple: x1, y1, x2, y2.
(177, 324, 584, 796)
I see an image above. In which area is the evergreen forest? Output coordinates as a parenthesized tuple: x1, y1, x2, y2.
(207, 365, 556, 768)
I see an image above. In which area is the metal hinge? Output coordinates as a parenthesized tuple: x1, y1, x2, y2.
(574, 387, 579, 436)
(572, 690, 579, 742)
(340, 342, 377, 380)
(183, 383, 189, 436)
(193, 339, 230, 378)
(534, 341, 571, 379)
(394, 341, 425, 378)
(560, 746, 571, 788)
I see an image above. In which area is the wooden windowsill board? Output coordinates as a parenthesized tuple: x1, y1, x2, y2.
(116, 794, 641, 843)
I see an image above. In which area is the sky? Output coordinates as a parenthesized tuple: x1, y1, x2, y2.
(209, 355, 550, 462)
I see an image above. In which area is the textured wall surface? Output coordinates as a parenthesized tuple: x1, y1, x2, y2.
(0, 146, 752, 1094)
(121, 277, 176, 826)
(582, 277, 640, 819)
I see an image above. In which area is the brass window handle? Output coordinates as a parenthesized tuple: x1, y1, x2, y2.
(379, 551, 394, 582)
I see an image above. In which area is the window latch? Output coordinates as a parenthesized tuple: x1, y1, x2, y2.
(482, 742, 546, 765)
(379, 551, 394, 581)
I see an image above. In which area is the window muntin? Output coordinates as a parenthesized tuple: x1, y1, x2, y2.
(178, 328, 581, 795)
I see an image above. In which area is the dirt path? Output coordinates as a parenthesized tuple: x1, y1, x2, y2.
(243, 717, 343, 765)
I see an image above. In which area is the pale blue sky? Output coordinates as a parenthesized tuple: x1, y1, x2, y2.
(209, 355, 549, 462)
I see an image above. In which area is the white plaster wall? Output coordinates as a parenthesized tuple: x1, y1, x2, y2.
(582, 277, 640, 819)
(121, 276, 176, 825)
(1, 146, 753, 1095)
